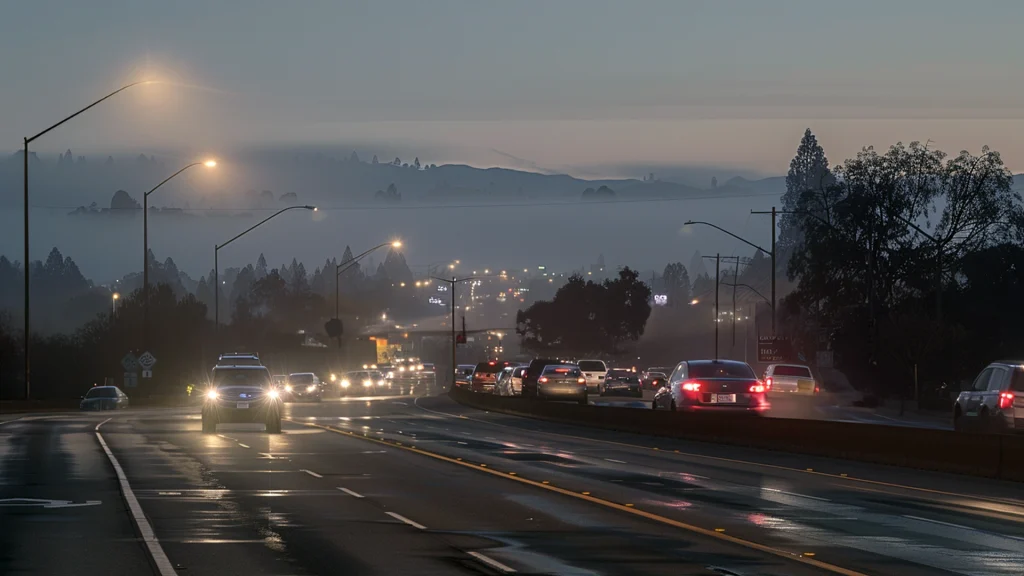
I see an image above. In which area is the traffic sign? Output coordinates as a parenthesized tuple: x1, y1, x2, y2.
(137, 351, 157, 370)
(124, 372, 138, 388)
(121, 353, 139, 372)
(757, 336, 792, 363)
(142, 370, 152, 379)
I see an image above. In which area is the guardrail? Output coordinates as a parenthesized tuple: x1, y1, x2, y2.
(449, 388, 1024, 482)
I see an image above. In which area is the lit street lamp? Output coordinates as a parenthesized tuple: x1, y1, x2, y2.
(143, 159, 216, 349)
(22, 79, 152, 400)
(111, 292, 120, 316)
(214, 205, 316, 329)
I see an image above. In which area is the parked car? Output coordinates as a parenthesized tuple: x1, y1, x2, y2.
(495, 365, 527, 396)
(600, 368, 643, 397)
(454, 364, 476, 388)
(577, 359, 608, 394)
(536, 364, 588, 405)
(80, 385, 130, 411)
(653, 360, 768, 412)
(763, 364, 818, 396)
(283, 372, 323, 402)
(954, 361, 1024, 433)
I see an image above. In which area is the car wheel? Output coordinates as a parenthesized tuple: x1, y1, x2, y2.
(578, 391, 588, 406)
(651, 400, 657, 410)
(953, 408, 963, 432)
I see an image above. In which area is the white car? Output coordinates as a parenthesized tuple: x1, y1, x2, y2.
(763, 364, 818, 396)
(577, 359, 608, 394)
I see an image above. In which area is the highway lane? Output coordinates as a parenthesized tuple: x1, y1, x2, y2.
(0, 415, 154, 575)
(1, 392, 1017, 575)
(288, 391, 1023, 575)
(96, 400, 828, 576)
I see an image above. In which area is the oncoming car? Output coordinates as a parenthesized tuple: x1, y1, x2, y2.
(340, 370, 385, 395)
(283, 372, 323, 402)
(202, 364, 282, 434)
(653, 360, 767, 412)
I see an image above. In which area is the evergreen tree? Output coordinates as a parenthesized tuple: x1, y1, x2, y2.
(779, 129, 835, 253)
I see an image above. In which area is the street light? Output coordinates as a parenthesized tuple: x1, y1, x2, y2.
(335, 240, 402, 319)
(431, 274, 490, 387)
(143, 159, 217, 349)
(686, 213, 777, 335)
(22, 79, 153, 399)
(214, 205, 316, 329)
(111, 292, 120, 316)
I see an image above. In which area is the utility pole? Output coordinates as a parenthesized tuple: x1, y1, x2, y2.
(702, 254, 721, 360)
(749, 207, 777, 335)
(431, 274, 487, 388)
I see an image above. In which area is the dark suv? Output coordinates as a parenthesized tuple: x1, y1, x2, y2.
(202, 364, 282, 434)
(954, 361, 1024, 433)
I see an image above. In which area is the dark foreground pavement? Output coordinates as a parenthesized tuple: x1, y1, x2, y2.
(0, 391, 1020, 575)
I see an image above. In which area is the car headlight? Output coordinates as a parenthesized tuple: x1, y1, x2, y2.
(330, 373, 337, 382)
(306, 385, 317, 392)
(206, 390, 219, 400)
(285, 384, 293, 392)
(267, 389, 280, 400)
(417, 364, 424, 371)
(363, 379, 373, 387)
(399, 366, 406, 372)
(341, 380, 351, 388)
(386, 371, 395, 379)
(378, 380, 386, 386)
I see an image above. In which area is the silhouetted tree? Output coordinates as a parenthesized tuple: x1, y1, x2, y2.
(372, 155, 379, 164)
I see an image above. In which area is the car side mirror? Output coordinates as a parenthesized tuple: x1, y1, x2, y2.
(80, 395, 85, 399)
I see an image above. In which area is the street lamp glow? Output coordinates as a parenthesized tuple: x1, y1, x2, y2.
(203, 160, 217, 168)
(391, 240, 402, 248)
(690, 298, 699, 305)
(112, 293, 120, 300)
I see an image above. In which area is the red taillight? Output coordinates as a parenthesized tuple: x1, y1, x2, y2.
(814, 386, 820, 394)
(749, 383, 766, 394)
(765, 377, 773, 390)
(682, 381, 701, 392)
(488, 361, 496, 366)
(538, 377, 549, 383)
(577, 377, 586, 384)
(999, 392, 1015, 410)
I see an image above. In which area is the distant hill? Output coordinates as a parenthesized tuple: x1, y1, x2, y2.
(0, 149, 786, 212)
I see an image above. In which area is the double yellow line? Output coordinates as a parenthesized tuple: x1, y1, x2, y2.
(294, 419, 868, 576)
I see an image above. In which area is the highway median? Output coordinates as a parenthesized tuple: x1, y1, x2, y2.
(448, 387, 1024, 482)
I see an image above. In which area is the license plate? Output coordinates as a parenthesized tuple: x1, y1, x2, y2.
(236, 402, 249, 409)
(797, 379, 814, 391)
(711, 394, 736, 404)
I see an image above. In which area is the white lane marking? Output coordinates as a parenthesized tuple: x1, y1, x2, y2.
(457, 441, 468, 445)
(301, 469, 323, 478)
(604, 458, 627, 464)
(763, 488, 831, 502)
(217, 433, 235, 440)
(467, 551, 517, 573)
(386, 511, 426, 529)
(903, 515, 981, 532)
(337, 487, 364, 498)
(237, 443, 250, 449)
(95, 420, 178, 576)
(392, 401, 409, 406)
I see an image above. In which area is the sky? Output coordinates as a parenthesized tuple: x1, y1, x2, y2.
(2, 0, 1023, 175)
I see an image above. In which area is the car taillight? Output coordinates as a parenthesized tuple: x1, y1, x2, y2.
(749, 383, 766, 393)
(814, 386, 820, 394)
(765, 377, 773, 390)
(538, 377, 548, 383)
(682, 381, 701, 392)
(999, 392, 1015, 410)
(577, 377, 586, 384)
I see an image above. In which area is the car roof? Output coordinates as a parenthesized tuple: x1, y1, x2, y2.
(686, 359, 750, 367)
(90, 386, 117, 390)
(543, 364, 578, 370)
(289, 372, 316, 376)
(214, 364, 270, 370)
(769, 363, 811, 369)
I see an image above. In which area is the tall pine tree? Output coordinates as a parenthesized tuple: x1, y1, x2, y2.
(779, 129, 834, 253)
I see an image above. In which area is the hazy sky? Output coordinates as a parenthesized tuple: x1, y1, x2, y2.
(2, 0, 1023, 174)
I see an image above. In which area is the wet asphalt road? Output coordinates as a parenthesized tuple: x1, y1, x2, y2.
(0, 388, 1019, 576)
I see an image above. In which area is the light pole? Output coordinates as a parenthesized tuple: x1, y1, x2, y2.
(143, 160, 216, 349)
(431, 275, 485, 388)
(701, 255, 721, 360)
(111, 292, 120, 317)
(22, 80, 152, 399)
(686, 214, 776, 335)
(335, 241, 402, 319)
(214, 205, 316, 330)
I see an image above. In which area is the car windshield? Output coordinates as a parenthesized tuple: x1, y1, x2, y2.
(289, 373, 315, 383)
(214, 368, 272, 388)
(773, 365, 812, 378)
(86, 387, 118, 398)
(577, 361, 606, 372)
(689, 363, 756, 379)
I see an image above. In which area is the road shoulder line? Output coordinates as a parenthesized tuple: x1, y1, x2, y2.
(95, 418, 178, 576)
